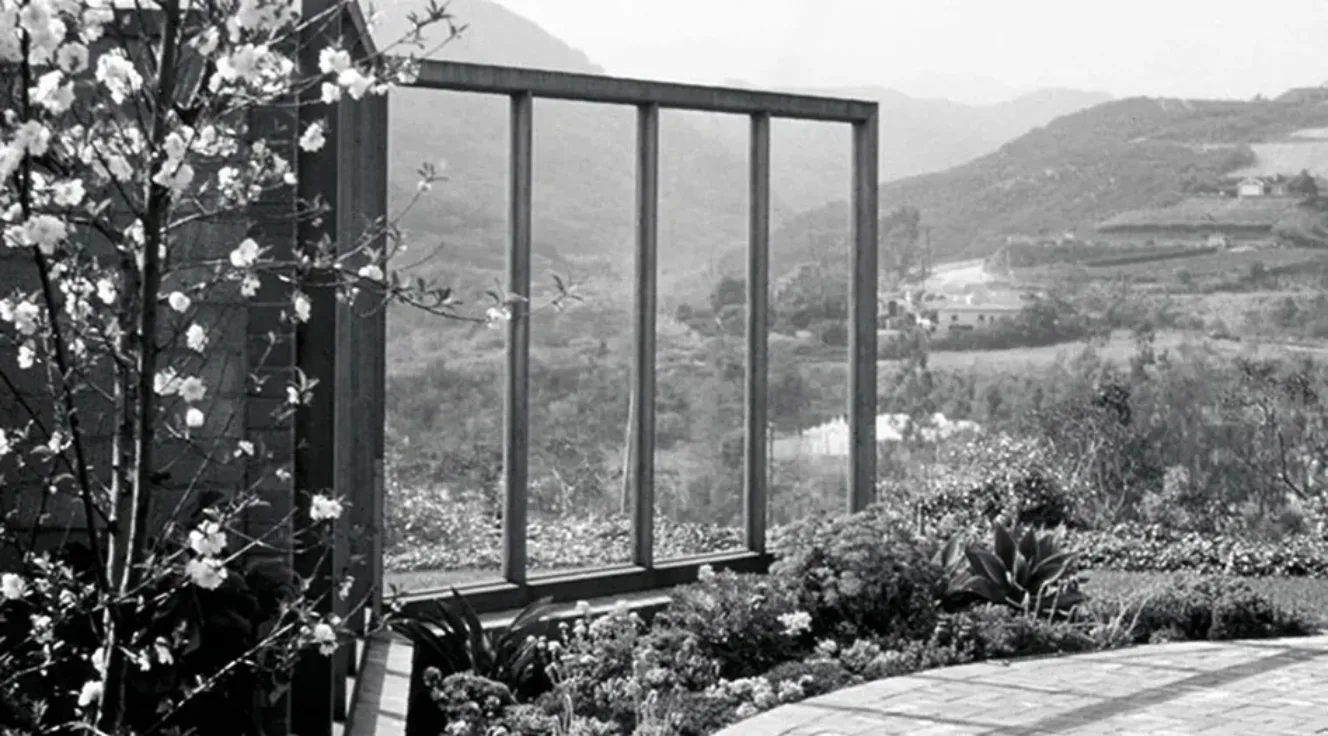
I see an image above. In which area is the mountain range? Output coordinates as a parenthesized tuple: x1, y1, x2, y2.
(373, 0, 1112, 287)
(766, 96, 1328, 276)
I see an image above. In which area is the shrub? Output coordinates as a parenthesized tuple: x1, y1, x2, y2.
(388, 590, 555, 699)
(933, 606, 1099, 660)
(654, 567, 809, 678)
(1114, 576, 1318, 643)
(1070, 525, 1328, 577)
(423, 672, 515, 736)
(761, 658, 860, 697)
(936, 522, 1085, 617)
(771, 505, 944, 641)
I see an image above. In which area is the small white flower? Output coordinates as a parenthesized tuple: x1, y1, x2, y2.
(318, 47, 352, 75)
(16, 344, 35, 370)
(298, 122, 325, 152)
(184, 407, 205, 428)
(55, 43, 89, 74)
(777, 610, 812, 637)
(189, 520, 227, 557)
(1, 572, 27, 600)
(229, 238, 260, 268)
(484, 306, 510, 327)
(311, 621, 337, 656)
(574, 600, 591, 617)
(167, 291, 191, 313)
(292, 291, 311, 322)
(76, 680, 103, 709)
(234, 440, 255, 457)
(176, 376, 207, 403)
(96, 278, 117, 305)
(697, 564, 715, 582)
(154, 367, 179, 396)
(185, 323, 208, 352)
(309, 493, 343, 522)
(185, 557, 226, 589)
(356, 263, 383, 281)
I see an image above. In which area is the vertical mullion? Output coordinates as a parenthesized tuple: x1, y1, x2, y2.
(503, 92, 534, 584)
(744, 112, 771, 553)
(848, 110, 880, 513)
(631, 103, 659, 568)
(368, 90, 388, 624)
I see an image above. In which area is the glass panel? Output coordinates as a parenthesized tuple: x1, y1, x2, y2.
(766, 117, 853, 536)
(382, 88, 508, 593)
(653, 109, 752, 559)
(524, 98, 635, 576)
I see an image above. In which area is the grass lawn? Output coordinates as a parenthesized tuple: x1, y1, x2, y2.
(1082, 570, 1328, 629)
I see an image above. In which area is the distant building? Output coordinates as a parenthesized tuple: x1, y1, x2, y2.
(1277, 87, 1328, 105)
(1238, 177, 1267, 198)
(930, 291, 1024, 332)
(1095, 196, 1299, 248)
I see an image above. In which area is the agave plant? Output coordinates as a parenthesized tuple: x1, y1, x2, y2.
(935, 521, 1084, 617)
(388, 588, 556, 698)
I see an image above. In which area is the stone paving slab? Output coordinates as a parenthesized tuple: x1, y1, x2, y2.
(712, 636, 1328, 736)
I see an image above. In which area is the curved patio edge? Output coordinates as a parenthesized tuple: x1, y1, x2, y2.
(712, 634, 1328, 736)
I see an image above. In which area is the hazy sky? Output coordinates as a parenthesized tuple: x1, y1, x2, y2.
(496, 0, 1326, 104)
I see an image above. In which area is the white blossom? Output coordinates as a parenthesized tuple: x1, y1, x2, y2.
(16, 344, 35, 370)
(777, 611, 812, 637)
(357, 264, 383, 281)
(298, 122, 325, 153)
(55, 42, 89, 73)
(292, 291, 311, 322)
(185, 558, 226, 589)
(21, 215, 68, 254)
(95, 49, 144, 104)
(230, 238, 261, 268)
(32, 70, 75, 114)
(311, 621, 337, 656)
(186, 323, 208, 352)
(167, 291, 191, 313)
(309, 494, 343, 521)
(96, 279, 117, 305)
(154, 367, 179, 396)
(185, 407, 205, 428)
(1, 573, 27, 601)
(52, 179, 84, 207)
(76, 680, 103, 710)
(177, 376, 207, 403)
(189, 520, 227, 557)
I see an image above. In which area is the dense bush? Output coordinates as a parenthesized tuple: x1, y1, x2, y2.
(1088, 575, 1318, 643)
(654, 568, 809, 678)
(1070, 524, 1328, 577)
(770, 506, 944, 641)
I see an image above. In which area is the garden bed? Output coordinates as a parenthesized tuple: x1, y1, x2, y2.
(385, 508, 1325, 736)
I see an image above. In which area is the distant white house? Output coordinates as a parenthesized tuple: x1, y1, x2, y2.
(1237, 177, 1267, 198)
(931, 291, 1024, 331)
(770, 412, 981, 460)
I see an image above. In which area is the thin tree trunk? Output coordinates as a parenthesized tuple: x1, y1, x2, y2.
(620, 383, 634, 515)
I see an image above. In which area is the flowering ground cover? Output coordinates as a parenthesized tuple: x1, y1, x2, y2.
(386, 506, 1324, 736)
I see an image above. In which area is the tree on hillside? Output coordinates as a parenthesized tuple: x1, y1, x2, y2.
(1289, 169, 1320, 199)
(881, 206, 923, 279)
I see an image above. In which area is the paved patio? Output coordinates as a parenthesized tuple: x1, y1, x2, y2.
(714, 635, 1328, 736)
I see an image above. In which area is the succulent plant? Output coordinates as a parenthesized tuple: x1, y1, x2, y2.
(936, 521, 1084, 617)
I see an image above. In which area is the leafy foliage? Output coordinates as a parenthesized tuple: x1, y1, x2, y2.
(389, 590, 556, 699)
(937, 522, 1085, 616)
(770, 506, 944, 641)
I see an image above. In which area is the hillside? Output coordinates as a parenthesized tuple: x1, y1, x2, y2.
(766, 97, 1328, 273)
(373, 0, 1113, 291)
(683, 85, 1110, 213)
(376, 0, 768, 295)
